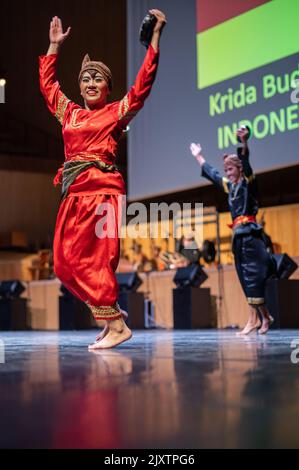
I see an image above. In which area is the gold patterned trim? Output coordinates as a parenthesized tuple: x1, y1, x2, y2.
(86, 302, 121, 320)
(222, 177, 229, 194)
(245, 174, 255, 184)
(70, 108, 85, 129)
(55, 94, 70, 125)
(247, 297, 265, 305)
(118, 93, 129, 120)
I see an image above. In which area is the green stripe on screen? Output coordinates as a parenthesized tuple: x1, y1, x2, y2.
(197, 0, 299, 89)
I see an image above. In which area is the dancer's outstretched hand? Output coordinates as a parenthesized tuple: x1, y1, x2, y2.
(149, 9, 167, 34)
(236, 126, 249, 143)
(190, 142, 206, 166)
(190, 142, 201, 157)
(49, 16, 71, 45)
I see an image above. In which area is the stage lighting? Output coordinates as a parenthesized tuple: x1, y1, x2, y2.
(0, 76, 5, 104)
(273, 254, 298, 280)
(116, 272, 143, 293)
(202, 240, 216, 263)
(173, 264, 208, 288)
(0, 281, 25, 299)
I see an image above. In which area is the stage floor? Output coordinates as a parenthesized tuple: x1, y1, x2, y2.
(0, 329, 299, 449)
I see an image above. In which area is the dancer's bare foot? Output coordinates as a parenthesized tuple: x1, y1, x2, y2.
(95, 309, 128, 342)
(236, 321, 261, 336)
(89, 317, 132, 350)
(95, 324, 109, 342)
(258, 315, 274, 335)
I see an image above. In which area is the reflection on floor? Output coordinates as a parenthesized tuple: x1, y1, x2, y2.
(0, 330, 299, 448)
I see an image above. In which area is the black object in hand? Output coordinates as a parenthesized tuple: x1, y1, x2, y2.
(139, 13, 157, 48)
(237, 125, 251, 143)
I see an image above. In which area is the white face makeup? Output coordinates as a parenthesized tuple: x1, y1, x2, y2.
(80, 71, 109, 109)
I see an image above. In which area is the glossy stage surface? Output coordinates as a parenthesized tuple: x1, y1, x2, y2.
(0, 330, 299, 449)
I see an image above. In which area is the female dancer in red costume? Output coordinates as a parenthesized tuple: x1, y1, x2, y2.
(39, 11, 166, 349)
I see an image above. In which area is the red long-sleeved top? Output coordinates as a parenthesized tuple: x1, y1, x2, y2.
(39, 45, 159, 194)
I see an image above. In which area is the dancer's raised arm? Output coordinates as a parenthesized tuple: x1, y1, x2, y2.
(39, 16, 72, 125)
(47, 16, 71, 55)
(116, 9, 166, 128)
(190, 142, 206, 166)
(190, 142, 230, 193)
(149, 9, 167, 52)
(236, 126, 254, 184)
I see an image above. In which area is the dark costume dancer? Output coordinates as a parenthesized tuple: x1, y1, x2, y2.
(39, 11, 166, 349)
(190, 127, 274, 335)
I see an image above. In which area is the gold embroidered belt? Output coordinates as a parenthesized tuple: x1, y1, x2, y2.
(61, 158, 115, 200)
